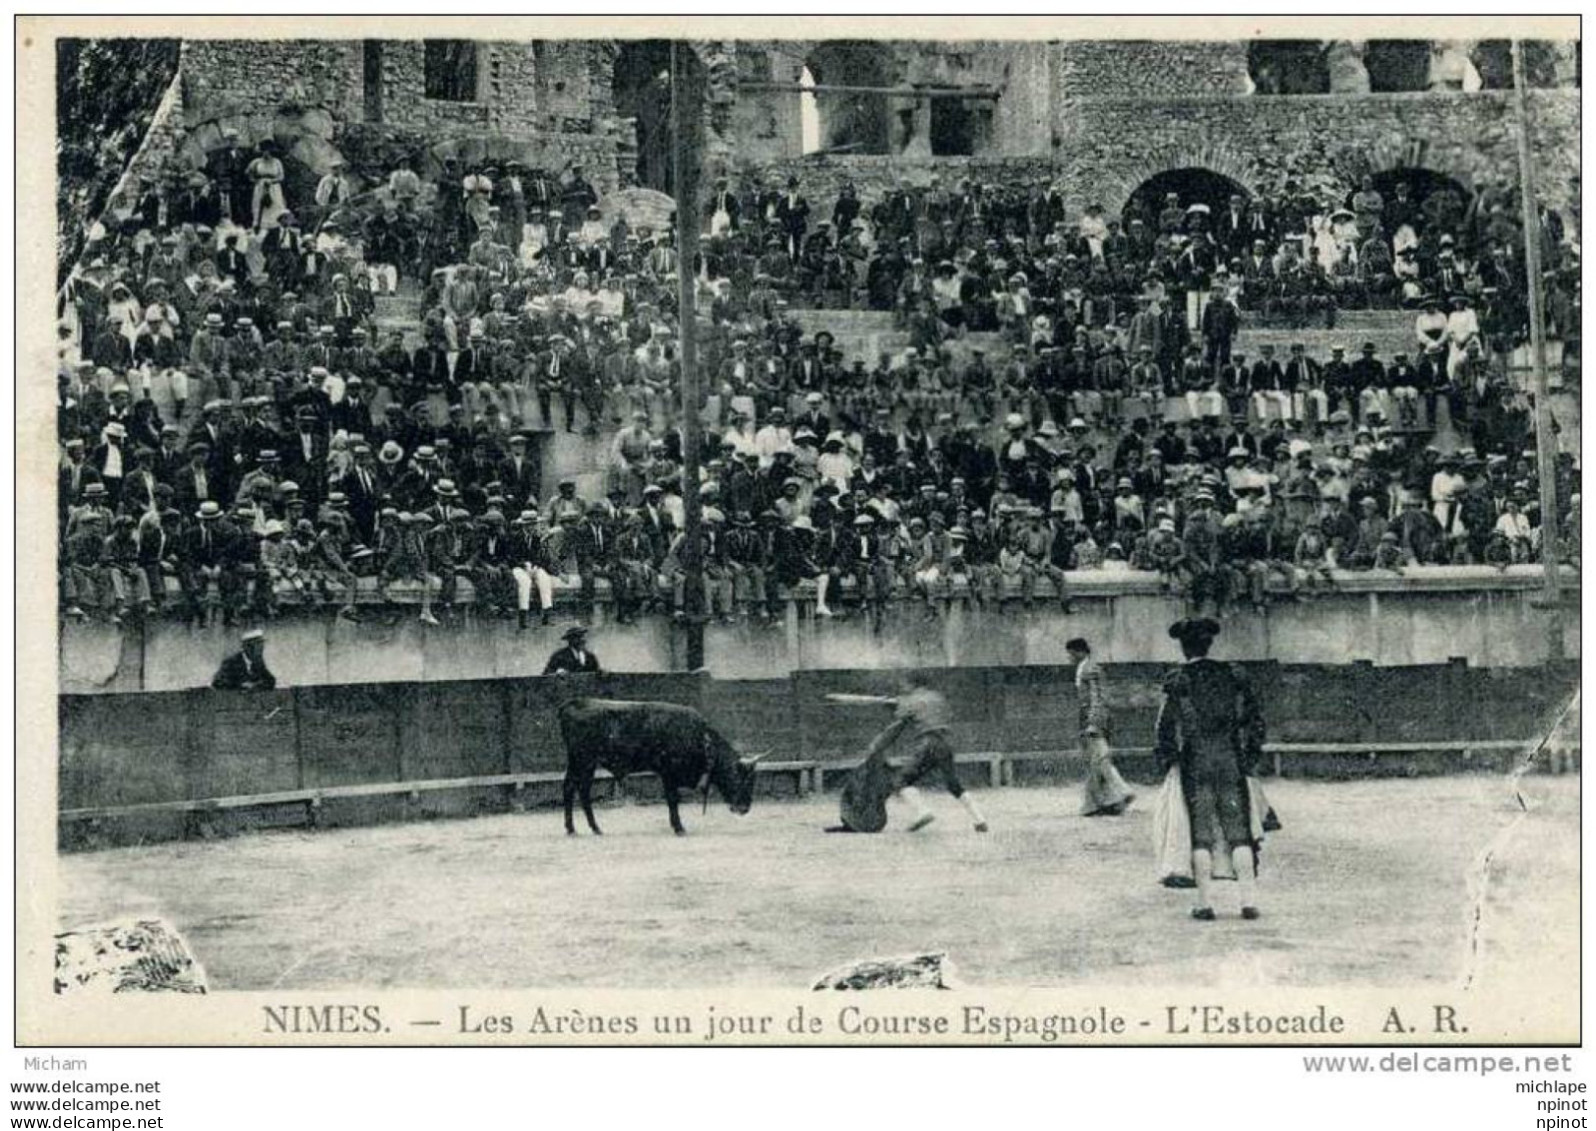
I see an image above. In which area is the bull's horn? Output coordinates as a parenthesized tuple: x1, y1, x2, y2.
(742, 752, 769, 765)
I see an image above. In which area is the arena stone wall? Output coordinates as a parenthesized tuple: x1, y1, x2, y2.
(58, 575, 1579, 695)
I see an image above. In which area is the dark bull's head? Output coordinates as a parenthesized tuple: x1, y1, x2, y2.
(697, 747, 765, 815)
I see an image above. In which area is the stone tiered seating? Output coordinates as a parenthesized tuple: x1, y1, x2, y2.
(786, 308, 1016, 369)
(783, 307, 1430, 371)
(370, 282, 425, 348)
(787, 309, 908, 364)
(1233, 308, 1417, 361)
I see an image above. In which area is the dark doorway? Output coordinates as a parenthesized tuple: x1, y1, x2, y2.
(362, 40, 384, 123)
(1472, 40, 1565, 90)
(1247, 40, 1330, 94)
(613, 40, 676, 193)
(1122, 167, 1251, 233)
(1364, 41, 1434, 92)
(1346, 167, 1474, 236)
(930, 97, 977, 156)
(423, 40, 480, 102)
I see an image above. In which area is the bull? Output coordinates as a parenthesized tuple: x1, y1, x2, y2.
(558, 698, 764, 836)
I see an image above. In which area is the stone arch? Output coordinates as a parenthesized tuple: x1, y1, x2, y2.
(803, 39, 896, 155)
(174, 102, 351, 214)
(1357, 136, 1480, 197)
(1120, 167, 1253, 234)
(1101, 146, 1260, 220)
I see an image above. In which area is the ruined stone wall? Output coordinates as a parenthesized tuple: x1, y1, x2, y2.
(1052, 88, 1581, 218)
(1051, 39, 1252, 101)
(170, 39, 622, 197)
(374, 40, 490, 133)
(370, 41, 608, 146)
(180, 39, 363, 120)
(729, 39, 1053, 164)
(114, 70, 188, 198)
(72, 38, 1581, 278)
(732, 42, 805, 165)
(992, 40, 1054, 158)
(534, 40, 602, 129)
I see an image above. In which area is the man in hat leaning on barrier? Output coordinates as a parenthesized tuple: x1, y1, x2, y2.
(211, 627, 277, 691)
(544, 623, 602, 675)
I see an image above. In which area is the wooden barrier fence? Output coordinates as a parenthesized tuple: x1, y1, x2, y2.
(59, 661, 1579, 846)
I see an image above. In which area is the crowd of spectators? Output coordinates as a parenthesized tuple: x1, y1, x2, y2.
(55, 135, 1581, 629)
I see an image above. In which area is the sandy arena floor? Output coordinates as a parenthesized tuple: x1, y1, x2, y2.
(56, 775, 1578, 992)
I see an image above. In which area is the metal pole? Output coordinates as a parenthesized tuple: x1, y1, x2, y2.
(737, 82, 1002, 99)
(671, 41, 706, 672)
(1510, 39, 1561, 611)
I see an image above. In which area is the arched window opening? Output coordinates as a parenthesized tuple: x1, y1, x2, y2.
(805, 41, 892, 155)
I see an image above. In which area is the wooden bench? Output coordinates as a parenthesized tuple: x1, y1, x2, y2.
(995, 740, 1535, 781)
(809, 740, 1545, 792)
(59, 757, 823, 826)
(813, 752, 1005, 793)
(60, 740, 1558, 836)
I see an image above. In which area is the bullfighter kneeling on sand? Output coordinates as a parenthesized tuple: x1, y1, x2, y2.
(827, 677, 990, 833)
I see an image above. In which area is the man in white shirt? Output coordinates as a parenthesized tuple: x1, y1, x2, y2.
(1430, 456, 1468, 535)
(610, 412, 653, 504)
(753, 407, 794, 470)
(314, 161, 354, 213)
(1493, 498, 1534, 561)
